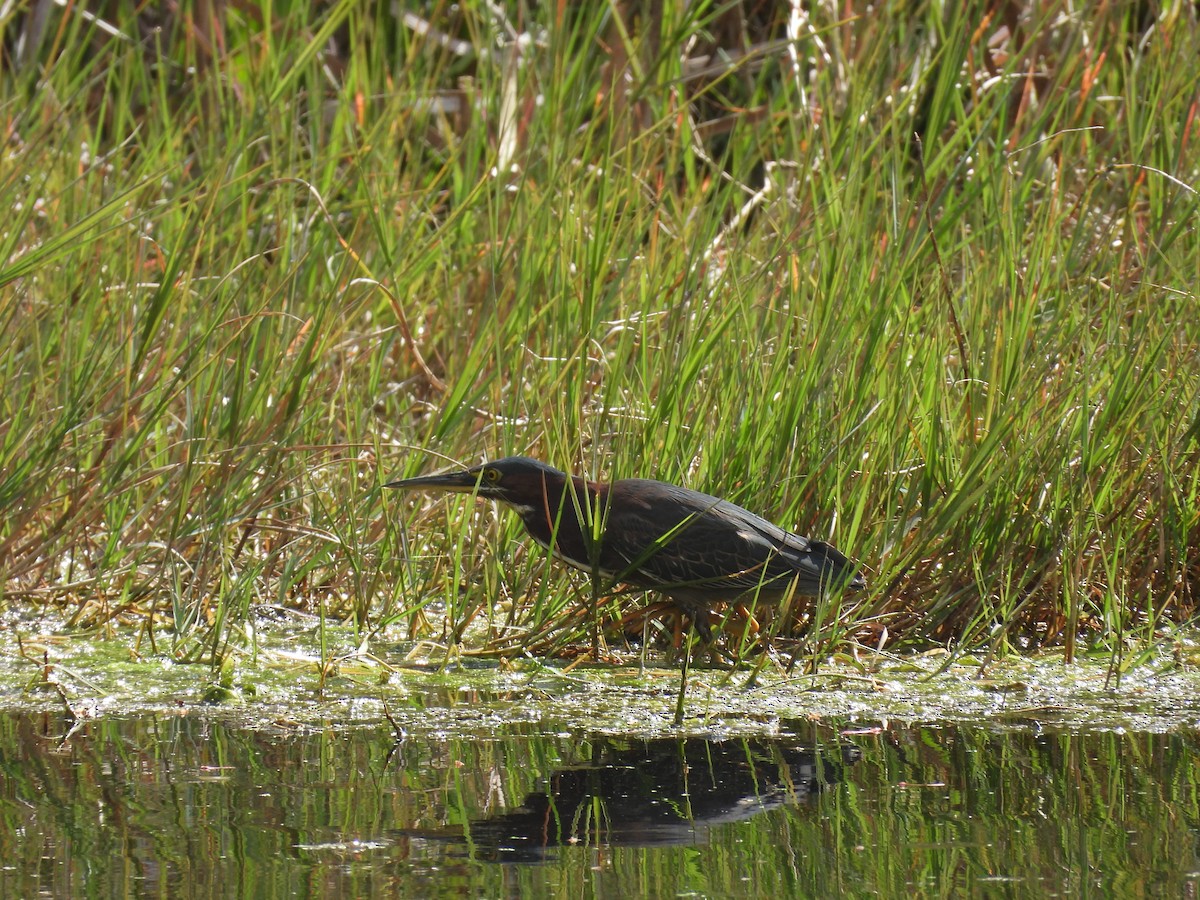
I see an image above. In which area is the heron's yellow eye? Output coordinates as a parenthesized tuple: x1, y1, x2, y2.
(483, 467, 502, 482)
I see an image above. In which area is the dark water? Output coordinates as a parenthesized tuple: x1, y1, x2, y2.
(2, 712, 1198, 898)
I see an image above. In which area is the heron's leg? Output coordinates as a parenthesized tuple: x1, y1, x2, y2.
(674, 623, 693, 727)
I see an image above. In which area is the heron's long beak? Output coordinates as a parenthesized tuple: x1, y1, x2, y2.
(384, 469, 483, 494)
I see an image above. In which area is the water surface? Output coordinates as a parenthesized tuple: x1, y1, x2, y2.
(3, 711, 1197, 898)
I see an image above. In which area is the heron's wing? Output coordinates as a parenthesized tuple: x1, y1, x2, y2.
(600, 483, 831, 597)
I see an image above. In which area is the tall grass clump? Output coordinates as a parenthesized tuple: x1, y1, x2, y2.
(1, 2, 1198, 672)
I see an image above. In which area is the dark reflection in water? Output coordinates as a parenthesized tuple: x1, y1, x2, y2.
(2, 711, 1199, 898)
(411, 737, 861, 863)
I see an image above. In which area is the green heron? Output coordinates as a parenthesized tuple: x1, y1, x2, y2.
(386, 456, 865, 643)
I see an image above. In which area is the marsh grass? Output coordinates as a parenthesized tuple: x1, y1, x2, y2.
(1, 3, 1198, 676)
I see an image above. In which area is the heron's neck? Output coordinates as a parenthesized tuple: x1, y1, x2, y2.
(510, 475, 606, 564)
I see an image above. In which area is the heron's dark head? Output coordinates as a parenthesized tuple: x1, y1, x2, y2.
(385, 456, 568, 509)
